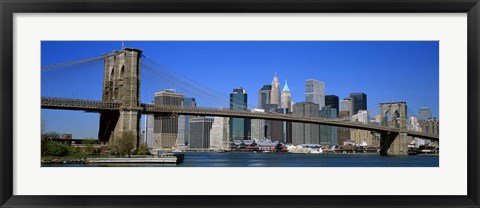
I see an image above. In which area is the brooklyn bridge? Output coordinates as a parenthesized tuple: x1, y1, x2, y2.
(41, 48, 439, 156)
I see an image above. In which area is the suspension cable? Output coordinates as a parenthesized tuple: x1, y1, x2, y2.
(41, 55, 106, 70)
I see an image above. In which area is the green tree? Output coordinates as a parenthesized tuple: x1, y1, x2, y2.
(83, 139, 97, 155)
(44, 141, 69, 156)
(111, 132, 135, 157)
(135, 143, 151, 156)
(41, 131, 60, 156)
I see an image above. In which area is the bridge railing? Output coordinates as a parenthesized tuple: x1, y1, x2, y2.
(142, 104, 401, 131)
(41, 97, 121, 110)
(41, 97, 439, 140)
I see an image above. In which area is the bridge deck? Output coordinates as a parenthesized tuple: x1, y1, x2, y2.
(41, 97, 439, 141)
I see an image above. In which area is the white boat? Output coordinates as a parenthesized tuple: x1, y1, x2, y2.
(310, 148, 323, 154)
(286, 145, 323, 154)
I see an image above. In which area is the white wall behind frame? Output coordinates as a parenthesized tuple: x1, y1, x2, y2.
(14, 13, 466, 195)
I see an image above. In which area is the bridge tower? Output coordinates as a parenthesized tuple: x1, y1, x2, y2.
(98, 48, 142, 145)
(379, 102, 408, 156)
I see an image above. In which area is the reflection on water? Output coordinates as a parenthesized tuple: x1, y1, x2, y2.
(42, 152, 439, 167)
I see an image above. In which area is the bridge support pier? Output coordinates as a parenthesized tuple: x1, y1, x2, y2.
(379, 102, 409, 156)
(98, 48, 142, 148)
(380, 132, 409, 156)
(98, 111, 119, 144)
(112, 110, 141, 146)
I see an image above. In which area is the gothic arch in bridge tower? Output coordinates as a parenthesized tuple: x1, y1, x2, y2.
(379, 102, 408, 156)
(98, 48, 142, 145)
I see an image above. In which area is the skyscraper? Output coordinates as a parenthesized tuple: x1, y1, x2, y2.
(178, 98, 196, 147)
(305, 79, 325, 110)
(319, 106, 337, 146)
(263, 103, 278, 140)
(250, 109, 266, 142)
(275, 108, 292, 144)
(325, 95, 339, 115)
(209, 117, 230, 150)
(229, 87, 250, 141)
(292, 102, 320, 145)
(350, 93, 367, 115)
(340, 98, 352, 116)
(418, 105, 433, 121)
(350, 110, 373, 145)
(337, 98, 352, 146)
(270, 73, 281, 106)
(281, 80, 292, 110)
(144, 114, 154, 148)
(153, 90, 184, 149)
(258, 85, 271, 109)
(189, 117, 214, 149)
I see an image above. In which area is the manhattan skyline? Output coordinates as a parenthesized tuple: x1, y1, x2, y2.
(42, 41, 439, 139)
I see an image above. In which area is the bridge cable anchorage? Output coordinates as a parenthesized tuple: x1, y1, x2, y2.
(41, 55, 105, 70)
(141, 55, 262, 110)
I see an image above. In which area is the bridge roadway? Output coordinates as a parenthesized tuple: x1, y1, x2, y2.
(41, 97, 439, 141)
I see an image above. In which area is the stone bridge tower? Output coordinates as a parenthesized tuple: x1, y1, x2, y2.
(98, 48, 142, 145)
(379, 102, 408, 156)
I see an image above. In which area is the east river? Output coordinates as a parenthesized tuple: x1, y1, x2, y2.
(42, 152, 439, 167)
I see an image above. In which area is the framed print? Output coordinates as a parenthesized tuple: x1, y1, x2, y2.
(1, 0, 479, 207)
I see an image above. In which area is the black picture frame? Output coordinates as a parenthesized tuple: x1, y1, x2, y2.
(1, 0, 479, 207)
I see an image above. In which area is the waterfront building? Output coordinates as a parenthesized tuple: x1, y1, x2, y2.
(209, 117, 230, 150)
(178, 98, 196, 147)
(258, 85, 271, 109)
(319, 106, 337, 146)
(292, 102, 320, 145)
(305, 79, 325, 110)
(153, 90, 184, 149)
(190, 117, 214, 149)
(350, 93, 367, 115)
(325, 95, 339, 116)
(418, 105, 433, 121)
(340, 98, 352, 117)
(281, 80, 292, 110)
(229, 87, 250, 141)
(270, 73, 281, 106)
(350, 110, 373, 145)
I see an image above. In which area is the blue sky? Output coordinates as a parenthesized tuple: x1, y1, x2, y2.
(41, 41, 439, 139)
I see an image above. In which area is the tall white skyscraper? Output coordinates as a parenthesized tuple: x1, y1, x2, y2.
(418, 106, 433, 121)
(305, 79, 325, 109)
(209, 117, 230, 150)
(281, 80, 292, 110)
(145, 114, 154, 148)
(250, 109, 266, 142)
(340, 98, 352, 112)
(350, 110, 372, 145)
(270, 73, 281, 106)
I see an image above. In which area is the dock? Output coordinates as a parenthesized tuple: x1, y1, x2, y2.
(87, 157, 177, 164)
